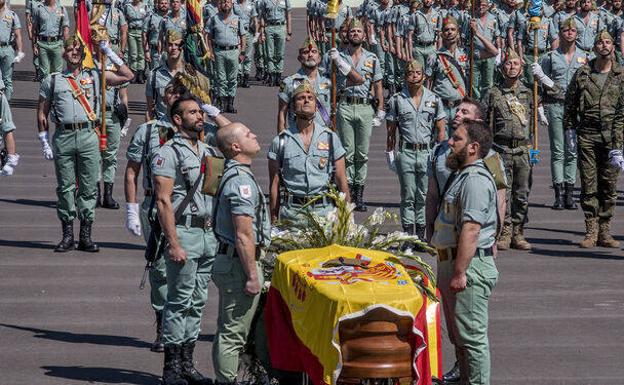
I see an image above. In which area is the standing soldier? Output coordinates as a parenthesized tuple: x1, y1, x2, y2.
(212, 123, 271, 385)
(0, 0, 24, 100)
(368, 0, 392, 90)
(549, 0, 577, 36)
(1, 75, 19, 176)
(390, 0, 409, 92)
(386, 60, 446, 239)
(158, 0, 187, 55)
(205, 0, 246, 113)
(320, 0, 352, 54)
(143, 0, 169, 75)
(105, 1, 129, 55)
(25, 0, 43, 81)
(258, 0, 292, 86)
(331, 19, 384, 211)
(254, 0, 269, 82)
(515, 6, 553, 85)
(466, 0, 502, 99)
(151, 95, 218, 385)
(564, 30, 622, 248)
(531, 17, 587, 209)
(556, 0, 604, 56)
(147, 30, 186, 121)
(234, 0, 257, 88)
(31, 0, 69, 79)
(125, 0, 148, 83)
(36, 37, 134, 252)
(406, 0, 442, 67)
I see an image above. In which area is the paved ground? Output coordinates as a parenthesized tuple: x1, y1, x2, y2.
(1, 7, 624, 385)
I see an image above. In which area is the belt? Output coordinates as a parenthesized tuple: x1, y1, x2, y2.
(129, 27, 142, 30)
(288, 195, 329, 206)
(0, 42, 11, 47)
(414, 41, 435, 47)
(495, 138, 530, 148)
(267, 20, 285, 25)
(442, 99, 461, 108)
(58, 122, 92, 130)
(437, 246, 494, 261)
(39, 36, 61, 42)
(178, 214, 213, 230)
(217, 242, 262, 260)
(216, 44, 238, 51)
(339, 96, 369, 105)
(401, 142, 430, 151)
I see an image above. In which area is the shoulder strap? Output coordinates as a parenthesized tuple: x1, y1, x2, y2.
(438, 53, 467, 97)
(66, 76, 97, 121)
(170, 143, 206, 222)
(143, 122, 156, 191)
(50, 73, 59, 121)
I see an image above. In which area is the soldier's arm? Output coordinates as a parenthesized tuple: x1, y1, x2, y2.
(452, 220, 481, 292)
(374, 79, 384, 110)
(233, 213, 261, 296)
(105, 64, 135, 86)
(14, 22, 24, 53)
(124, 160, 142, 203)
(435, 118, 446, 143)
(386, 120, 397, 151)
(268, 158, 281, 223)
(37, 96, 50, 134)
(562, 71, 580, 131)
(333, 157, 350, 201)
(425, 174, 438, 243)
(154, 175, 186, 263)
(612, 92, 624, 150)
(277, 99, 288, 133)
(120, 22, 129, 53)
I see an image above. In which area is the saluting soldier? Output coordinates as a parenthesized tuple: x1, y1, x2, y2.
(0, 0, 24, 100)
(564, 30, 622, 249)
(36, 36, 134, 252)
(386, 60, 446, 239)
(1, 74, 19, 176)
(125, 0, 148, 83)
(143, 0, 169, 74)
(31, 0, 69, 79)
(258, 0, 292, 86)
(147, 30, 185, 121)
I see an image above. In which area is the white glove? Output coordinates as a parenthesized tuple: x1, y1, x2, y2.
(329, 48, 352, 76)
(372, 110, 386, 127)
(531, 63, 554, 88)
(126, 202, 142, 237)
(1, 153, 19, 176)
(13, 51, 25, 64)
(201, 103, 221, 118)
(608, 149, 624, 170)
(38, 131, 54, 160)
(385, 150, 397, 173)
(370, 32, 378, 45)
(100, 40, 124, 66)
(120, 117, 132, 138)
(538, 106, 548, 126)
(565, 129, 577, 153)
(254, 32, 260, 43)
(494, 50, 502, 66)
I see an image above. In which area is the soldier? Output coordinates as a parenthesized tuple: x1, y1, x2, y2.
(531, 17, 587, 209)
(555, 0, 605, 56)
(254, 0, 269, 82)
(268, 81, 349, 225)
(25, 0, 43, 81)
(515, 6, 553, 85)
(104, 1, 129, 55)
(143, 0, 169, 74)
(211, 122, 271, 385)
(430, 120, 499, 385)
(277, 37, 331, 133)
(484, 48, 541, 251)
(0, 0, 24, 100)
(147, 30, 186, 121)
(125, 0, 148, 83)
(258, 0, 292, 86)
(405, 0, 442, 67)
(331, 19, 384, 211)
(205, 0, 246, 113)
(1, 74, 18, 176)
(564, 30, 622, 248)
(36, 36, 134, 252)
(234, 0, 257, 88)
(550, 0, 577, 35)
(320, 0, 352, 55)
(158, 0, 187, 55)
(385, 60, 446, 239)
(31, 0, 69, 79)
(390, 0, 409, 91)
(151, 95, 218, 385)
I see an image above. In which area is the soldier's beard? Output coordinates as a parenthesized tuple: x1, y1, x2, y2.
(446, 145, 468, 171)
(302, 60, 318, 69)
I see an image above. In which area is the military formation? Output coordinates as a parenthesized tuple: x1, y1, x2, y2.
(1, 0, 624, 384)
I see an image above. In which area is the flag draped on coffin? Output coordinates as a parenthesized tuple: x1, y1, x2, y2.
(76, 0, 94, 68)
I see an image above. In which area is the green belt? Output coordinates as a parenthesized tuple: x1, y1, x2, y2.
(218, 243, 262, 260)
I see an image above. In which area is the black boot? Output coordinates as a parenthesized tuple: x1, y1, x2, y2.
(348, 184, 355, 201)
(263, 71, 271, 85)
(228, 96, 237, 114)
(255, 68, 264, 81)
(180, 341, 212, 385)
(54, 221, 75, 252)
(241, 73, 250, 88)
(102, 182, 120, 209)
(564, 183, 578, 210)
(272, 73, 280, 87)
(163, 345, 189, 385)
(138, 70, 146, 84)
(415, 224, 426, 240)
(354, 185, 368, 212)
(96, 182, 101, 208)
(442, 360, 460, 383)
(151, 311, 165, 353)
(77, 221, 99, 252)
(552, 183, 564, 210)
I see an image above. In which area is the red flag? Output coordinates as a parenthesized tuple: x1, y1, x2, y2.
(76, 0, 94, 68)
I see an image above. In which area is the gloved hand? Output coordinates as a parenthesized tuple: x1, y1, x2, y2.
(369, 33, 378, 45)
(38, 131, 54, 160)
(99, 40, 124, 66)
(385, 150, 397, 173)
(1, 153, 19, 176)
(565, 129, 577, 153)
(126, 202, 142, 237)
(494, 50, 502, 66)
(538, 106, 548, 126)
(372, 110, 386, 127)
(201, 103, 221, 118)
(13, 51, 25, 64)
(328, 48, 352, 76)
(531, 63, 555, 88)
(608, 149, 624, 170)
(120, 117, 132, 138)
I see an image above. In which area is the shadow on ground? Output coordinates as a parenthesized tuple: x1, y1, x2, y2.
(42, 366, 160, 385)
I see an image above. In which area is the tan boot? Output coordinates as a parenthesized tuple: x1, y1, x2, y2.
(511, 226, 532, 250)
(579, 218, 598, 248)
(497, 225, 512, 250)
(597, 219, 620, 248)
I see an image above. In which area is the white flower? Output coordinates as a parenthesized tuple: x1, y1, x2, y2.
(368, 207, 385, 226)
(338, 191, 347, 201)
(325, 208, 338, 223)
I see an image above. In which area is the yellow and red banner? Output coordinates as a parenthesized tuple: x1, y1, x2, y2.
(75, 0, 94, 69)
(265, 244, 441, 385)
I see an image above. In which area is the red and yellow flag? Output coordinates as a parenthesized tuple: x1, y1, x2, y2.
(76, 0, 94, 68)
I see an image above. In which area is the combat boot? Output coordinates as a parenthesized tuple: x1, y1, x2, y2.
(496, 224, 512, 250)
(241, 73, 250, 88)
(511, 226, 532, 250)
(54, 221, 75, 252)
(597, 219, 620, 248)
(180, 341, 212, 385)
(354, 185, 368, 212)
(441, 361, 460, 384)
(138, 70, 146, 84)
(77, 221, 100, 252)
(102, 182, 120, 209)
(151, 311, 165, 353)
(227, 97, 237, 114)
(579, 218, 598, 248)
(552, 183, 564, 210)
(255, 68, 264, 81)
(96, 182, 102, 208)
(163, 345, 189, 385)
(564, 183, 578, 210)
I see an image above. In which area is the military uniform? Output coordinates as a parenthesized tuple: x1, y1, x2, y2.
(572, 11, 604, 57)
(516, 13, 552, 85)
(105, 6, 128, 54)
(146, 63, 176, 120)
(267, 123, 346, 224)
(0, 75, 16, 150)
(407, 7, 441, 68)
(124, 1, 148, 78)
(32, 3, 69, 78)
(160, 8, 187, 43)
(143, 9, 166, 72)
(431, 159, 499, 385)
(234, 0, 257, 85)
(386, 86, 445, 236)
(258, 0, 291, 81)
(25, 0, 43, 80)
(464, 12, 499, 99)
(212, 159, 271, 383)
(321, 2, 351, 54)
(278, 69, 332, 127)
(0, 7, 21, 100)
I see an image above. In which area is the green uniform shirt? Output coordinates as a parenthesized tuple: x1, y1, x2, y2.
(267, 123, 346, 197)
(484, 83, 535, 144)
(205, 12, 245, 46)
(426, 47, 469, 102)
(234, 0, 257, 32)
(516, 14, 552, 51)
(214, 160, 271, 247)
(336, 48, 383, 99)
(407, 8, 442, 45)
(144, 11, 166, 45)
(125, 2, 148, 29)
(203, 3, 219, 24)
(573, 11, 604, 51)
(278, 69, 331, 125)
(39, 69, 101, 124)
(126, 119, 174, 191)
(160, 9, 188, 38)
(464, 13, 499, 55)
(105, 7, 127, 41)
(260, 0, 291, 23)
(32, 4, 69, 37)
(146, 63, 175, 120)
(386, 87, 446, 144)
(539, 48, 589, 101)
(0, 9, 21, 45)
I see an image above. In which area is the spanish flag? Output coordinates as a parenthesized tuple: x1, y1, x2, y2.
(76, 0, 94, 68)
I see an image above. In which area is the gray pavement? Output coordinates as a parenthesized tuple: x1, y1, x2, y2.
(1, 8, 624, 385)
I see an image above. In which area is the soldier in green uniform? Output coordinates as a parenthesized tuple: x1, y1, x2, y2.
(515, 8, 553, 85)
(532, 17, 587, 209)
(25, 0, 43, 81)
(258, 0, 291, 86)
(105, 3, 129, 55)
(564, 30, 622, 249)
(568, 0, 605, 57)
(431, 120, 499, 385)
(254, 0, 269, 82)
(0, 0, 24, 100)
(1, 75, 19, 176)
(143, 0, 169, 74)
(205, 0, 246, 113)
(36, 36, 134, 252)
(212, 122, 271, 385)
(406, 0, 441, 67)
(147, 30, 185, 120)
(158, 0, 187, 54)
(31, 0, 69, 79)
(332, 19, 384, 211)
(484, 48, 540, 251)
(367, 0, 391, 87)
(234, 0, 257, 88)
(386, 60, 446, 239)
(125, 0, 148, 83)
(277, 37, 331, 133)
(268, 81, 349, 225)
(320, 0, 352, 55)
(151, 95, 218, 385)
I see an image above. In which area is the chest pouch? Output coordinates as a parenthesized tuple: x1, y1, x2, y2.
(201, 150, 225, 196)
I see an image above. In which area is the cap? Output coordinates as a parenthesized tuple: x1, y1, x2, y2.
(442, 15, 459, 27)
(293, 80, 316, 98)
(595, 29, 614, 44)
(167, 29, 184, 44)
(64, 35, 84, 48)
(504, 47, 520, 62)
(405, 59, 423, 72)
(299, 36, 319, 51)
(560, 17, 576, 30)
(349, 18, 364, 31)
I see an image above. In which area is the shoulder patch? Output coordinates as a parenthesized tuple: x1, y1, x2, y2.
(153, 154, 166, 168)
(239, 184, 252, 198)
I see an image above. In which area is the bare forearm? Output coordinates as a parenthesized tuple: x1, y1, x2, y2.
(156, 200, 179, 248)
(124, 163, 141, 203)
(235, 229, 258, 280)
(454, 222, 480, 274)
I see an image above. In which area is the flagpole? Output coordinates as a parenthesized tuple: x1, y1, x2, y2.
(100, 50, 107, 152)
